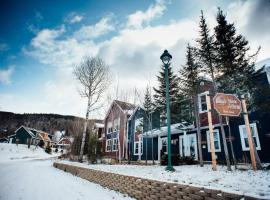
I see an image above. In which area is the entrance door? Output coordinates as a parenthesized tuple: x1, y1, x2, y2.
(158, 137, 167, 162)
(179, 134, 198, 160)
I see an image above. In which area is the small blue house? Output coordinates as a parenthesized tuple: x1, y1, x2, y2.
(127, 106, 160, 161)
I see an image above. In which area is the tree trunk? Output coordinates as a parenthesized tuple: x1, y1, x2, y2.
(79, 98, 91, 162)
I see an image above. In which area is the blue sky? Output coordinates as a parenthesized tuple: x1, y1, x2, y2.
(0, 0, 269, 117)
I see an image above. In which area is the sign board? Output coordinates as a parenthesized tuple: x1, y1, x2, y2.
(213, 93, 242, 117)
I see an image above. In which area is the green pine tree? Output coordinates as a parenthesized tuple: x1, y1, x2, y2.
(179, 44, 204, 166)
(196, 10, 217, 83)
(143, 85, 153, 115)
(214, 8, 259, 94)
(153, 63, 179, 125)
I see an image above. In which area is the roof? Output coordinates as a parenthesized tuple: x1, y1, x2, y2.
(142, 122, 195, 138)
(104, 100, 136, 120)
(15, 125, 51, 141)
(128, 106, 145, 121)
(57, 137, 72, 145)
(95, 123, 104, 128)
(114, 100, 136, 111)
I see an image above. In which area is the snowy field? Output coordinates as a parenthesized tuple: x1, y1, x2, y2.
(59, 160, 270, 199)
(0, 143, 58, 163)
(0, 144, 134, 200)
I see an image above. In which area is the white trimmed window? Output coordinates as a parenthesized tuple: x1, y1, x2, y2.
(206, 129, 221, 152)
(106, 139, 112, 152)
(112, 138, 118, 151)
(198, 91, 209, 113)
(135, 118, 143, 134)
(107, 122, 113, 134)
(113, 118, 120, 132)
(239, 123, 261, 151)
(134, 141, 143, 155)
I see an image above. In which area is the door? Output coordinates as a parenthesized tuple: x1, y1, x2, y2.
(158, 137, 167, 162)
(179, 134, 198, 160)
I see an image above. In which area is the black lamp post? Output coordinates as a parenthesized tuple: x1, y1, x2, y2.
(160, 50, 175, 172)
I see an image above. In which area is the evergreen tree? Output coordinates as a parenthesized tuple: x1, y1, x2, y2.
(179, 44, 204, 166)
(153, 63, 179, 124)
(198, 9, 233, 170)
(179, 44, 200, 97)
(143, 85, 153, 115)
(214, 8, 258, 94)
(196, 10, 217, 82)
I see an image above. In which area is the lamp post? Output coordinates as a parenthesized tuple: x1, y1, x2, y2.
(160, 50, 175, 172)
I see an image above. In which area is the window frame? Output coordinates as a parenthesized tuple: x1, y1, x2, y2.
(106, 139, 112, 152)
(198, 91, 209, 113)
(239, 123, 261, 151)
(134, 141, 143, 155)
(134, 117, 144, 134)
(206, 129, 221, 152)
(112, 138, 118, 151)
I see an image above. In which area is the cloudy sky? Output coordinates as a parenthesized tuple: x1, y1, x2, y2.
(0, 0, 269, 118)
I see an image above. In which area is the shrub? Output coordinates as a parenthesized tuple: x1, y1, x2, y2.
(179, 156, 197, 165)
(45, 145, 52, 154)
(160, 154, 180, 166)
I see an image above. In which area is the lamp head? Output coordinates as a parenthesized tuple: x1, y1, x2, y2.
(160, 49, 172, 65)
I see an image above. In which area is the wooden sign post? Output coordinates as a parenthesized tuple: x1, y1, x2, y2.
(206, 94, 217, 171)
(241, 95, 257, 171)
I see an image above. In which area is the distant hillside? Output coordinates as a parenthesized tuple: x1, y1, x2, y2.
(0, 111, 102, 138)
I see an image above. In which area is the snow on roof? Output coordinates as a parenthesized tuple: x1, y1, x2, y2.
(95, 123, 104, 128)
(142, 122, 195, 138)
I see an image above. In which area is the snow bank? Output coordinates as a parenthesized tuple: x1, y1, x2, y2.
(0, 143, 58, 163)
(59, 161, 270, 199)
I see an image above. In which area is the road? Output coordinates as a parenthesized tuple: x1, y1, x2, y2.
(0, 159, 133, 200)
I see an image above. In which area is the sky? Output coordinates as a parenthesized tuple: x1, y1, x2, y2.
(0, 0, 270, 118)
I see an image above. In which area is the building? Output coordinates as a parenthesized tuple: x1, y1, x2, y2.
(9, 126, 52, 147)
(102, 100, 136, 161)
(127, 106, 160, 161)
(130, 77, 270, 164)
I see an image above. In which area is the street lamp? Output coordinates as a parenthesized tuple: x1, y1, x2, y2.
(160, 50, 175, 172)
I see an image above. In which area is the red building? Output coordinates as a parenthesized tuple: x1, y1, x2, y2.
(102, 100, 136, 160)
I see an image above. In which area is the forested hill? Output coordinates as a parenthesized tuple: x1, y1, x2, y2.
(0, 111, 96, 138)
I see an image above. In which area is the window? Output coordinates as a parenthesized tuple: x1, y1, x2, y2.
(113, 118, 120, 132)
(239, 123, 261, 151)
(134, 141, 143, 155)
(135, 118, 143, 134)
(112, 138, 118, 151)
(107, 122, 113, 134)
(198, 91, 209, 113)
(106, 139, 112, 152)
(206, 129, 221, 152)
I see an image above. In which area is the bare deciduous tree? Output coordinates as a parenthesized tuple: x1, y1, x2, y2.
(74, 57, 111, 162)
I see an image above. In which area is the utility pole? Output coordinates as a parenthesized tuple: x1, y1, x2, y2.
(206, 94, 217, 171)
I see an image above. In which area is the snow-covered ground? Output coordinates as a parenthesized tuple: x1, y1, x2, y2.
(0, 143, 59, 163)
(0, 160, 134, 200)
(0, 144, 133, 200)
(59, 161, 270, 199)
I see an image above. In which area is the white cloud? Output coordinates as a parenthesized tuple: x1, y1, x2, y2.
(20, 0, 270, 117)
(70, 15, 83, 24)
(65, 12, 84, 24)
(0, 66, 14, 85)
(74, 15, 115, 40)
(127, 0, 168, 29)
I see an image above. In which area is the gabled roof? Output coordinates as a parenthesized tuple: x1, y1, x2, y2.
(128, 106, 145, 121)
(15, 125, 51, 141)
(114, 100, 136, 111)
(104, 100, 136, 120)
